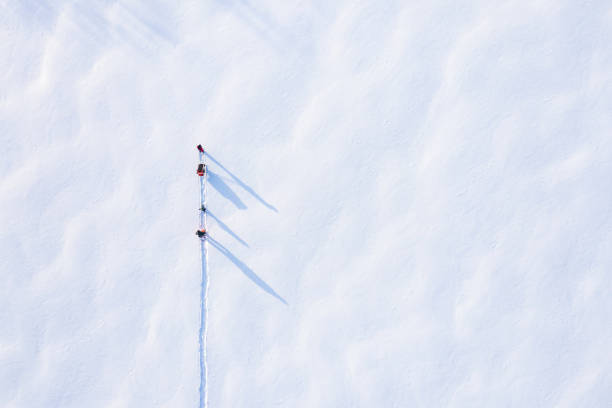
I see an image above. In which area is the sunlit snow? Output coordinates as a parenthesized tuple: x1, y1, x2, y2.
(2, 1, 612, 407)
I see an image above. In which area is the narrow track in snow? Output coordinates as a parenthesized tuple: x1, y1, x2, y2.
(198, 150, 209, 408)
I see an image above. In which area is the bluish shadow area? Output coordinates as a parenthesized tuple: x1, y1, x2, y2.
(208, 171, 248, 210)
(114, 2, 177, 44)
(212, 0, 308, 56)
(207, 153, 278, 212)
(19, 1, 178, 54)
(208, 210, 249, 248)
(208, 237, 287, 305)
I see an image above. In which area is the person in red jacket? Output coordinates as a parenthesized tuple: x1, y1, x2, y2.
(197, 144, 204, 153)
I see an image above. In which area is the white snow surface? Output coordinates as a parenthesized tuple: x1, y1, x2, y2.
(2, 1, 612, 407)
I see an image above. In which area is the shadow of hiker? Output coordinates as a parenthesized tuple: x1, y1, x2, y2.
(208, 210, 249, 248)
(208, 171, 247, 210)
(208, 236, 287, 305)
(207, 153, 278, 213)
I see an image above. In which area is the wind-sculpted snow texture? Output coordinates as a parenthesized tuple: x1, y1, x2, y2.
(2, 1, 612, 407)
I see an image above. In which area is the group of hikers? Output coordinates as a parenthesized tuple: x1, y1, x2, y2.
(196, 144, 207, 238)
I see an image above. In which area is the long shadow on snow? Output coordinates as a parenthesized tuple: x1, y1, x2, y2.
(207, 153, 278, 213)
(208, 170, 247, 210)
(207, 210, 249, 248)
(208, 236, 287, 305)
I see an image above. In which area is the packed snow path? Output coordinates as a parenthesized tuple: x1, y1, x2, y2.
(198, 150, 209, 408)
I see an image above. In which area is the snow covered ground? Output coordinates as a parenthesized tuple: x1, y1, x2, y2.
(2, 1, 612, 406)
